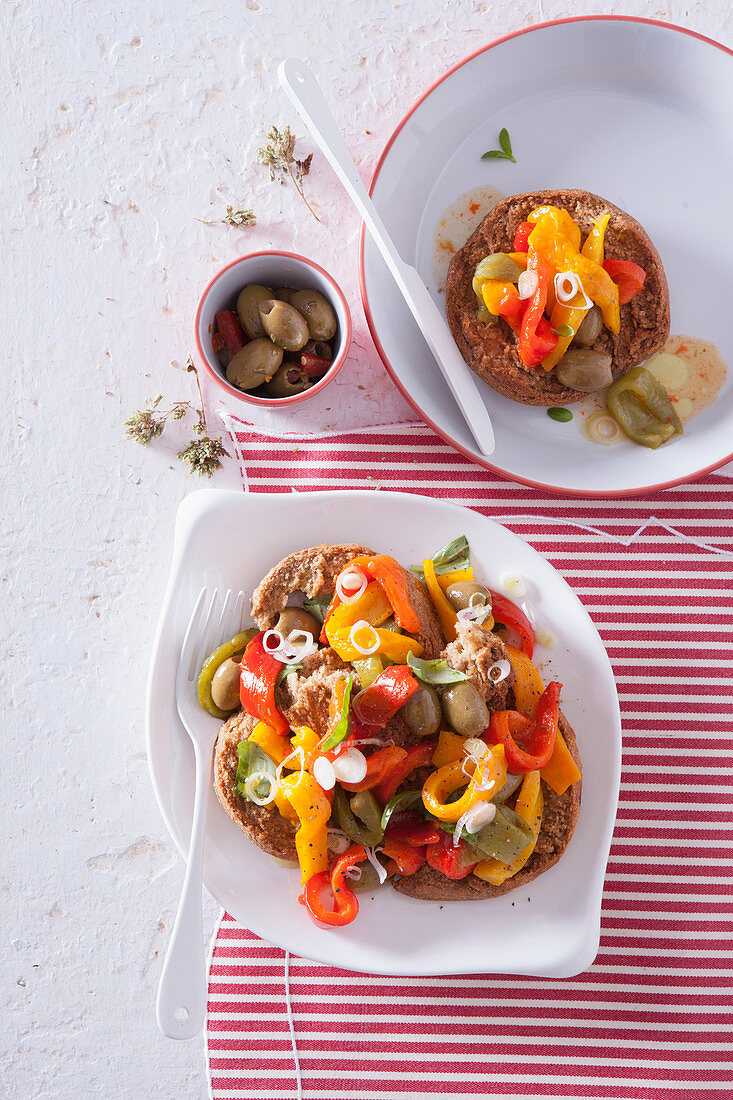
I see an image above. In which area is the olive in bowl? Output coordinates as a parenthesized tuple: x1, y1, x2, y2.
(194, 251, 351, 407)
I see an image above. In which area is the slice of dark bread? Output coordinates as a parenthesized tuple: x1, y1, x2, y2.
(445, 189, 670, 406)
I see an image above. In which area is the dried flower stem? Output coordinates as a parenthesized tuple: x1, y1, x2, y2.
(125, 358, 230, 478)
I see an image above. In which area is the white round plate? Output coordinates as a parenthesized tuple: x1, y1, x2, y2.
(147, 489, 621, 977)
(360, 17, 733, 497)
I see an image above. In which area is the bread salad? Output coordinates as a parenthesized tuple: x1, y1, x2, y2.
(198, 539, 582, 928)
(447, 188, 684, 448)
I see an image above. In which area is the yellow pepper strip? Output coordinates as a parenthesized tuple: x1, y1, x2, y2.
(324, 581, 393, 645)
(279, 771, 331, 884)
(541, 726, 581, 796)
(540, 213, 614, 371)
(248, 721, 291, 765)
(436, 567, 473, 594)
(422, 744, 507, 821)
(527, 205, 582, 251)
(291, 725, 320, 766)
(422, 558, 458, 643)
(352, 655, 384, 687)
(473, 770, 543, 884)
(432, 729, 466, 767)
(481, 279, 515, 316)
(530, 215, 620, 334)
(581, 213, 609, 264)
(507, 252, 528, 269)
(504, 644, 544, 718)
(329, 626, 423, 664)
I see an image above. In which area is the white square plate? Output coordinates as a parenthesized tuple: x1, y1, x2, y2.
(146, 489, 621, 976)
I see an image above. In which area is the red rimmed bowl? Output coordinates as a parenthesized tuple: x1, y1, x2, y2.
(194, 251, 352, 407)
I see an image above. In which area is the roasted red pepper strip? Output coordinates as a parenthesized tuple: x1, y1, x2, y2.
(513, 221, 534, 253)
(602, 259, 647, 305)
(488, 681, 562, 774)
(385, 815, 441, 847)
(214, 310, 246, 355)
(300, 844, 366, 927)
(488, 590, 535, 658)
(339, 746, 407, 793)
(381, 837, 426, 875)
(426, 832, 478, 880)
(300, 352, 331, 378)
(238, 632, 289, 739)
(372, 740, 436, 805)
(494, 285, 527, 334)
(518, 248, 558, 368)
(354, 666, 418, 729)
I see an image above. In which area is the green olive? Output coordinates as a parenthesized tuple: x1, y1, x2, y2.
(441, 681, 490, 738)
(275, 287, 297, 303)
(226, 339, 283, 390)
(210, 656, 243, 712)
(401, 683, 442, 739)
(275, 607, 321, 638)
(264, 364, 311, 398)
(258, 299, 310, 352)
(474, 253, 524, 283)
(289, 289, 338, 340)
(445, 581, 491, 612)
(236, 284, 274, 339)
(556, 349, 613, 392)
(303, 339, 333, 361)
(573, 305, 603, 348)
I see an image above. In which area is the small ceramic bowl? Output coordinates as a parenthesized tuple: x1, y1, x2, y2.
(194, 251, 352, 407)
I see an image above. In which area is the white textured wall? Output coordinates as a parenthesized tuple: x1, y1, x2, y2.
(2, 2, 731, 1097)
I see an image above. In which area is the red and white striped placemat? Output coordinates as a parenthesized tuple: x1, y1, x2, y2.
(207, 414, 733, 1100)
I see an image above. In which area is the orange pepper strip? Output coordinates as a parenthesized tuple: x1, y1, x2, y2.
(339, 746, 407, 793)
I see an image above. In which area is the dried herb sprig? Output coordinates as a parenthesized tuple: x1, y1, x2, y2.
(125, 358, 230, 478)
(124, 394, 189, 445)
(223, 205, 257, 227)
(481, 127, 517, 164)
(257, 124, 319, 221)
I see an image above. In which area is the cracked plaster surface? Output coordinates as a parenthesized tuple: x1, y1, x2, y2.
(2, 1, 731, 1097)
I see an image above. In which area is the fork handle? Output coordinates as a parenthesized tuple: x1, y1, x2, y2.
(156, 739, 212, 1039)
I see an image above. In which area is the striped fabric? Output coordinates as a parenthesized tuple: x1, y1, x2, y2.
(207, 415, 733, 1100)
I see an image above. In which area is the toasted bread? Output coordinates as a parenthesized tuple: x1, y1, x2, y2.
(445, 189, 670, 406)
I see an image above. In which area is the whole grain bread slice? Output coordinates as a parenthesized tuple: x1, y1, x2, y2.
(445, 189, 670, 406)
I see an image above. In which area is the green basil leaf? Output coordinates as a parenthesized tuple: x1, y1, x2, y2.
(411, 535, 470, 577)
(498, 127, 513, 156)
(552, 323, 574, 338)
(481, 150, 510, 160)
(407, 652, 468, 686)
(303, 594, 331, 624)
(380, 789, 422, 831)
(547, 407, 573, 423)
(320, 673, 354, 751)
(234, 740, 277, 801)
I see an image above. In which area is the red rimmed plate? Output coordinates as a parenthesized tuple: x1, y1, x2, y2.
(360, 17, 733, 497)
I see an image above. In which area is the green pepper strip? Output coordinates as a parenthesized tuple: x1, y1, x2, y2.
(197, 629, 257, 719)
(440, 805, 534, 865)
(332, 786, 384, 847)
(606, 366, 684, 449)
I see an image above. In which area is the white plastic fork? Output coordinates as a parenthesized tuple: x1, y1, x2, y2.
(156, 586, 247, 1039)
